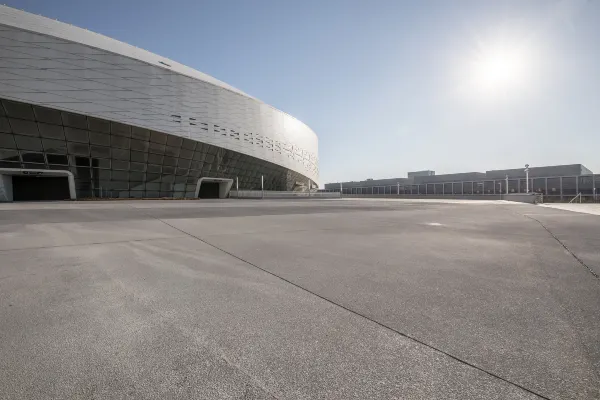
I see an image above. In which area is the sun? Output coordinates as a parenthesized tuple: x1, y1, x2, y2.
(471, 44, 529, 94)
(466, 38, 535, 99)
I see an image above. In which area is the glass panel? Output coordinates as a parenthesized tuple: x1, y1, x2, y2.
(47, 154, 68, 165)
(65, 127, 89, 143)
(130, 139, 149, 152)
(130, 162, 146, 172)
(453, 182, 462, 194)
(181, 138, 196, 151)
(89, 132, 111, 146)
(532, 178, 545, 194)
(464, 182, 473, 194)
(130, 151, 148, 163)
(111, 171, 129, 181)
(150, 130, 167, 144)
(75, 157, 90, 167)
(92, 168, 110, 180)
(177, 158, 191, 169)
(0, 161, 19, 168)
(0, 117, 11, 133)
(166, 135, 183, 147)
(546, 178, 559, 196)
(88, 117, 110, 133)
(129, 172, 145, 181)
(483, 181, 494, 194)
(164, 145, 180, 157)
(48, 164, 68, 170)
(9, 119, 39, 136)
(38, 122, 65, 139)
(111, 148, 129, 161)
(131, 126, 150, 141)
(67, 142, 89, 156)
(145, 182, 160, 191)
(181, 149, 199, 161)
(111, 122, 131, 137)
(147, 164, 162, 174)
(111, 135, 130, 149)
(163, 156, 177, 166)
(146, 173, 161, 182)
(578, 175, 593, 195)
(0, 132, 16, 148)
(61, 111, 87, 129)
(508, 179, 519, 193)
(32, 105, 62, 125)
(21, 152, 45, 163)
(23, 163, 46, 169)
(148, 153, 163, 164)
(149, 142, 165, 154)
(562, 177, 577, 196)
(14, 135, 43, 151)
(90, 145, 111, 159)
(93, 158, 111, 169)
(111, 160, 129, 170)
(2, 100, 35, 120)
(0, 148, 19, 162)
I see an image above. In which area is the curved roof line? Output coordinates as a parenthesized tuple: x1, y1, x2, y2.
(0, 6, 257, 99)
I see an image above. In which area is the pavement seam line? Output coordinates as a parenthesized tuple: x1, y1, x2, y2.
(524, 214, 600, 280)
(139, 211, 552, 400)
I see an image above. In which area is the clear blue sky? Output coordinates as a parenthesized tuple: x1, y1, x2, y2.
(8, 0, 600, 185)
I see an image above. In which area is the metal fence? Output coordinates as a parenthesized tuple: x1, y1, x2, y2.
(230, 190, 341, 199)
(324, 175, 600, 203)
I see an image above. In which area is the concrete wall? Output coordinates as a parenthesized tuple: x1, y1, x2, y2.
(0, 174, 13, 202)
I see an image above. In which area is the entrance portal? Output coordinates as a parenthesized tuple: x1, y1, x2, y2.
(198, 181, 220, 198)
(12, 176, 71, 201)
(194, 178, 233, 199)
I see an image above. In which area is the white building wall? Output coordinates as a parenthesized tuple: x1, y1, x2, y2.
(0, 6, 319, 184)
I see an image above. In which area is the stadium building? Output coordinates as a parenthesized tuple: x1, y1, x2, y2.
(0, 6, 318, 201)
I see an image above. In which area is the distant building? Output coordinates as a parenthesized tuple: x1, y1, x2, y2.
(407, 170, 435, 178)
(324, 164, 597, 199)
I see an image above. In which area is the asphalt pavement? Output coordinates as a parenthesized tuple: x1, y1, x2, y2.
(0, 199, 598, 399)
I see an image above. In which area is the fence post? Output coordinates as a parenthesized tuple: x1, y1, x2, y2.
(261, 175, 264, 199)
(236, 177, 239, 199)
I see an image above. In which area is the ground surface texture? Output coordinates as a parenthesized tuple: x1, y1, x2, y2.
(0, 199, 599, 400)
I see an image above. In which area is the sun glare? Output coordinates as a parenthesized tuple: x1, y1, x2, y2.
(470, 43, 530, 95)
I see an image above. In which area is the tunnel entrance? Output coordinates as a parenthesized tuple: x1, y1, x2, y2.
(12, 175, 71, 201)
(195, 178, 233, 199)
(198, 181, 220, 199)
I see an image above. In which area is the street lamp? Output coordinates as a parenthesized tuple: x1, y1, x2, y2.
(524, 164, 530, 193)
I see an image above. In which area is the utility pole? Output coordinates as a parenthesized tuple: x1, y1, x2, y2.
(525, 164, 530, 193)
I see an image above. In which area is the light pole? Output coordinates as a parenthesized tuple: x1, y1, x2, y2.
(505, 175, 509, 195)
(524, 164, 530, 193)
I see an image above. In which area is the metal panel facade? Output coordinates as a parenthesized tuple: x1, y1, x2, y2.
(0, 6, 318, 184)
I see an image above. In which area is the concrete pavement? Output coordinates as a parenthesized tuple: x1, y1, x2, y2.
(0, 199, 598, 399)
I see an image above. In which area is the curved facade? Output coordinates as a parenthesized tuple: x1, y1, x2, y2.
(0, 6, 318, 199)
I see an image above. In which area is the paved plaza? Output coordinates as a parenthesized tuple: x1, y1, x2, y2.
(0, 199, 599, 399)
